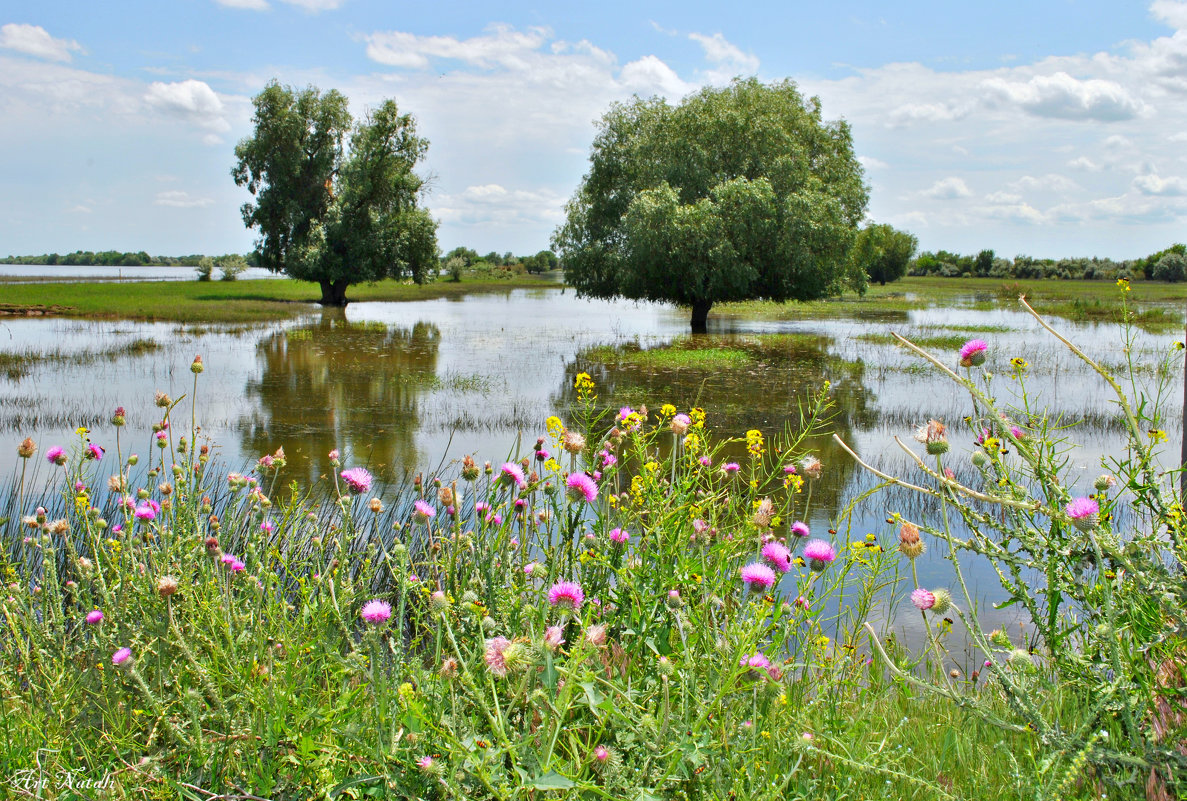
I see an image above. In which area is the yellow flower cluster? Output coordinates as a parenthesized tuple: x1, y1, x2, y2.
(689, 407, 706, 430)
(659, 403, 676, 418)
(746, 429, 764, 457)
(683, 433, 701, 453)
(784, 474, 804, 493)
(1148, 429, 1168, 443)
(573, 372, 596, 402)
(545, 415, 565, 438)
(1116, 277, 1131, 292)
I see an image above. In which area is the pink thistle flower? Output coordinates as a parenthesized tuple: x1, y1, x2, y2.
(740, 562, 776, 591)
(790, 520, 810, 538)
(134, 499, 160, 521)
(583, 623, 607, 647)
(230, 559, 246, 572)
(510, 537, 520, 547)
(360, 599, 392, 624)
(784, 464, 798, 474)
(524, 561, 539, 576)
(499, 462, 527, 490)
(803, 539, 836, 571)
(959, 339, 988, 367)
(220, 553, 235, 566)
(45, 446, 66, 466)
(1010, 426, 1025, 440)
(740, 651, 773, 680)
(544, 625, 565, 651)
(475, 501, 490, 514)
(722, 462, 741, 475)
(328, 448, 340, 463)
(260, 519, 275, 534)
(413, 499, 435, 523)
(340, 467, 373, 495)
(565, 472, 598, 503)
(85, 609, 104, 625)
(699, 456, 712, 466)
(608, 527, 629, 544)
(1065, 496, 1100, 531)
(417, 755, 435, 773)
(484, 636, 512, 677)
(485, 513, 503, 526)
(86, 443, 104, 461)
(761, 541, 792, 573)
(112, 647, 132, 666)
(594, 745, 610, 763)
(911, 588, 936, 610)
(548, 580, 585, 612)
(601, 451, 618, 468)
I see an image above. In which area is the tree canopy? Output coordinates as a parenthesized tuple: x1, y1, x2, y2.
(553, 77, 868, 331)
(852, 223, 918, 286)
(232, 81, 438, 306)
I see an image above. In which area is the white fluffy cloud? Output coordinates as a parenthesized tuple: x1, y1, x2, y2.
(923, 177, 972, 199)
(154, 190, 215, 208)
(0, 23, 82, 62)
(365, 25, 552, 70)
(143, 79, 231, 141)
(215, 0, 270, 9)
(1133, 172, 1187, 195)
(981, 72, 1146, 121)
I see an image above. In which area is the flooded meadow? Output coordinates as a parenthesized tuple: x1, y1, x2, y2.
(1, 285, 1182, 651)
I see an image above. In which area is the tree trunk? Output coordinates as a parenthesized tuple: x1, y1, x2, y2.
(319, 279, 350, 307)
(690, 299, 712, 333)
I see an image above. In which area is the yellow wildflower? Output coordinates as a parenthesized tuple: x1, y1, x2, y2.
(659, 403, 676, 418)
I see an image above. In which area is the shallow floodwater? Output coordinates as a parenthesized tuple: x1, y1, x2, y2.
(0, 264, 279, 281)
(0, 287, 1182, 650)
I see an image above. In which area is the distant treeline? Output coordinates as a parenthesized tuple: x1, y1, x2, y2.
(0, 250, 258, 267)
(439, 247, 558, 280)
(910, 244, 1186, 282)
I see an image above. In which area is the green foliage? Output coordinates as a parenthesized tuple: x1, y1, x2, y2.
(854, 298, 1187, 796)
(852, 223, 917, 286)
(1151, 251, 1186, 282)
(232, 81, 438, 305)
(553, 77, 869, 329)
(194, 256, 214, 282)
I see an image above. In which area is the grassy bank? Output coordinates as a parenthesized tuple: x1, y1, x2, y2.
(1, 274, 1182, 328)
(0, 275, 558, 323)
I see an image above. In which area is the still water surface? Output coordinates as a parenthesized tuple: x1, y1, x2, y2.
(1, 287, 1181, 647)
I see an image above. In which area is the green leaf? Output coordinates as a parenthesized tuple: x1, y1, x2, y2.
(580, 681, 604, 716)
(531, 771, 576, 790)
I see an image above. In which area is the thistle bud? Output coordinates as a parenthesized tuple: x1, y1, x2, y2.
(191, 355, 204, 374)
(17, 437, 35, 459)
(898, 522, 925, 559)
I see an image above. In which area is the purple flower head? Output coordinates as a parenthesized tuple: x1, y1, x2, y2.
(1065, 496, 1099, 519)
(761, 541, 792, 573)
(46, 446, 66, 466)
(548, 580, 585, 612)
(722, 462, 741, 475)
(230, 559, 246, 573)
(565, 472, 598, 504)
(790, 520, 810, 538)
(1065, 496, 1100, 531)
(340, 467, 373, 495)
(112, 647, 132, 666)
(499, 462, 527, 490)
(361, 599, 392, 624)
(608, 527, 629, 544)
(86, 443, 104, 461)
(601, 451, 618, 468)
(740, 651, 773, 679)
(959, 339, 988, 367)
(740, 562, 776, 591)
(134, 499, 160, 521)
(413, 499, 436, 523)
(86, 609, 104, 625)
(260, 518, 275, 534)
(911, 588, 936, 610)
(544, 625, 565, 651)
(803, 539, 837, 572)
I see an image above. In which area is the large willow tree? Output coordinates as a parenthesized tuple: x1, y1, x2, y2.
(554, 78, 868, 331)
(233, 81, 438, 306)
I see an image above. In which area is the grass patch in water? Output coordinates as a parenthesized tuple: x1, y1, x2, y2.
(586, 343, 755, 370)
(856, 332, 969, 350)
(0, 338, 161, 380)
(394, 371, 498, 393)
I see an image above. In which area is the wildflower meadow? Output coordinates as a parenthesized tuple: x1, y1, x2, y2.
(0, 300, 1183, 800)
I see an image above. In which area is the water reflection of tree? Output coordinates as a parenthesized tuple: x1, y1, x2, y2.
(241, 311, 441, 483)
(555, 333, 873, 521)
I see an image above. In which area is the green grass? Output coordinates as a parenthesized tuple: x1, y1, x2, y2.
(856, 332, 970, 350)
(0, 275, 559, 323)
(585, 343, 755, 369)
(0, 337, 160, 379)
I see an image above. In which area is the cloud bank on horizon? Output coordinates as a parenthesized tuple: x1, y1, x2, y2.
(1, 3, 1186, 260)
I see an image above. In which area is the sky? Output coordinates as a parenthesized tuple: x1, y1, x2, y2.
(2, 1, 1187, 261)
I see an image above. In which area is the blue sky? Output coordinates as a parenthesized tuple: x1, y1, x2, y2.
(2, 1, 1186, 260)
